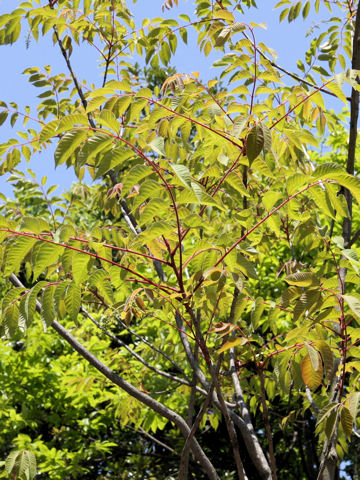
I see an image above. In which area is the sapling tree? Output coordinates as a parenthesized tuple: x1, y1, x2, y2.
(0, 1, 360, 479)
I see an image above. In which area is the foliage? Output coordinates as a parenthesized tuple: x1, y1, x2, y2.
(0, 0, 360, 479)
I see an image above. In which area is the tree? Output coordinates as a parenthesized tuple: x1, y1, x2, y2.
(0, 1, 360, 479)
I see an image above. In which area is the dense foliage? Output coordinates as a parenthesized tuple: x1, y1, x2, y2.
(1, 1, 360, 479)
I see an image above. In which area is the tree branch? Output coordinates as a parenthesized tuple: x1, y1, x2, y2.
(118, 318, 187, 377)
(8, 273, 220, 480)
(81, 307, 193, 388)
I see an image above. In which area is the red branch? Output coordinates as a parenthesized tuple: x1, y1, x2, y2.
(1, 228, 179, 295)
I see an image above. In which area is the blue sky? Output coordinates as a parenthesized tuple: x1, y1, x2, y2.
(0, 0, 345, 197)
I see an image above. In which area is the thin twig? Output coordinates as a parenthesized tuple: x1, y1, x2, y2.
(81, 307, 192, 388)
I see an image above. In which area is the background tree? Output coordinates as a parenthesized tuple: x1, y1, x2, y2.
(0, 1, 360, 479)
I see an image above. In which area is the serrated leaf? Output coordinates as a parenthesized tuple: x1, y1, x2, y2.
(20, 216, 50, 234)
(4, 236, 37, 276)
(343, 295, 360, 319)
(86, 96, 107, 112)
(122, 164, 152, 195)
(285, 272, 319, 287)
(140, 198, 169, 224)
(149, 136, 165, 156)
(280, 286, 301, 306)
(224, 172, 249, 196)
(315, 340, 334, 382)
(79, 133, 113, 165)
(176, 187, 225, 211)
(54, 282, 67, 320)
(171, 163, 192, 189)
(231, 116, 247, 137)
(97, 109, 120, 132)
(316, 402, 339, 426)
(20, 281, 47, 328)
(41, 284, 55, 327)
(236, 253, 258, 280)
(57, 114, 89, 133)
(135, 221, 175, 245)
(326, 79, 347, 105)
(251, 297, 265, 329)
(95, 148, 134, 179)
(346, 391, 360, 419)
(72, 251, 90, 284)
(309, 186, 336, 220)
(246, 123, 271, 164)
(214, 9, 235, 22)
(65, 281, 81, 322)
(88, 269, 114, 306)
(32, 242, 61, 280)
(301, 353, 323, 390)
(325, 410, 338, 439)
(54, 129, 87, 166)
(304, 342, 320, 371)
(340, 406, 353, 437)
(313, 162, 344, 179)
(5, 450, 36, 480)
(262, 191, 282, 211)
(59, 224, 76, 242)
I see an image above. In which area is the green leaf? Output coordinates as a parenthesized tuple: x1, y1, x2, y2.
(98, 109, 120, 132)
(149, 136, 165, 156)
(342, 295, 360, 319)
(32, 242, 61, 280)
(122, 164, 153, 195)
(251, 297, 265, 329)
(171, 163, 192, 189)
(246, 122, 271, 164)
(72, 251, 90, 285)
(20, 281, 47, 328)
(20, 216, 50, 234)
(4, 236, 37, 276)
(304, 342, 320, 371)
(88, 270, 114, 306)
(285, 272, 319, 287)
(231, 117, 247, 138)
(57, 114, 89, 133)
(325, 410, 338, 439)
(312, 162, 344, 179)
(79, 133, 113, 165)
(326, 79, 347, 105)
(41, 284, 55, 328)
(218, 337, 245, 354)
(54, 282, 67, 320)
(224, 172, 250, 197)
(236, 253, 259, 280)
(140, 198, 169, 224)
(176, 187, 225, 211)
(262, 191, 282, 211)
(54, 129, 87, 166)
(2, 304, 20, 337)
(5, 450, 36, 480)
(135, 221, 175, 245)
(346, 391, 360, 419)
(309, 186, 336, 220)
(316, 402, 339, 427)
(315, 340, 334, 383)
(95, 148, 134, 179)
(65, 281, 81, 323)
(86, 96, 107, 112)
(340, 406, 353, 437)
